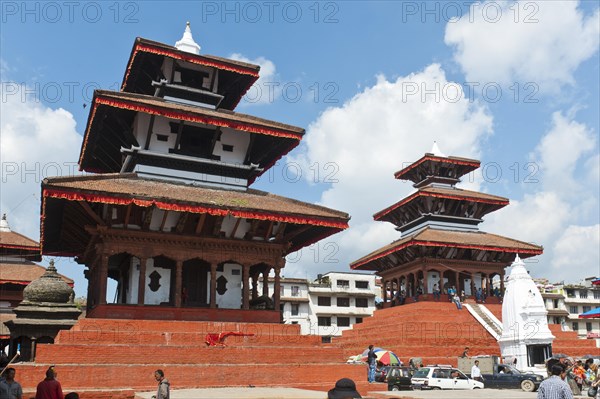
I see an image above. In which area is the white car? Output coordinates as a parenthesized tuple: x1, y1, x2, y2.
(411, 366, 484, 390)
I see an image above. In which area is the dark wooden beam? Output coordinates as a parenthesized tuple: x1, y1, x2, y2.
(195, 213, 206, 235)
(159, 210, 169, 232)
(123, 204, 132, 230)
(230, 217, 242, 239)
(175, 213, 188, 234)
(78, 201, 106, 227)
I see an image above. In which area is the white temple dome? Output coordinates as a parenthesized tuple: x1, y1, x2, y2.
(175, 22, 201, 55)
(431, 141, 446, 157)
(0, 214, 10, 232)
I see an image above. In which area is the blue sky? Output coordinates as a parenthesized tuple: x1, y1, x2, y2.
(1, 1, 599, 297)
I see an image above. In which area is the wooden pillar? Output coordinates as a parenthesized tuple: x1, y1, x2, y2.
(242, 265, 250, 310)
(485, 274, 491, 297)
(454, 272, 460, 293)
(251, 272, 258, 300)
(262, 268, 270, 297)
(500, 272, 505, 294)
(273, 266, 281, 311)
(422, 267, 429, 294)
(382, 279, 387, 303)
(210, 263, 217, 309)
(98, 255, 109, 305)
(137, 257, 147, 305)
(470, 272, 475, 297)
(174, 260, 183, 308)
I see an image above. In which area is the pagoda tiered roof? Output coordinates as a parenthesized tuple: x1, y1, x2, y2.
(394, 154, 480, 187)
(350, 227, 543, 271)
(374, 186, 509, 228)
(78, 90, 304, 178)
(41, 173, 350, 256)
(121, 37, 260, 110)
(0, 261, 73, 286)
(0, 221, 41, 261)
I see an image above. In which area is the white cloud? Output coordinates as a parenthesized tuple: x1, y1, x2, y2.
(228, 53, 279, 105)
(0, 82, 84, 292)
(485, 112, 599, 281)
(552, 225, 600, 282)
(445, 1, 600, 91)
(285, 63, 493, 279)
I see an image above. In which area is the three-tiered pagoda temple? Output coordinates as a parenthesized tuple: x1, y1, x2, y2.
(40, 24, 349, 322)
(351, 143, 543, 304)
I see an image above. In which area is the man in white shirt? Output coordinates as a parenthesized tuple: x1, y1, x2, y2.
(471, 360, 484, 383)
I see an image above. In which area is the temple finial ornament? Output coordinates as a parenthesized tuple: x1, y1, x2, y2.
(0, 213, 10, 232)
(430, 141, 446, 157)
(175, 21, 201, 55)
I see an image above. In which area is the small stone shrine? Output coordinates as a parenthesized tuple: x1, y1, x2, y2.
(4, 260, 81, 361)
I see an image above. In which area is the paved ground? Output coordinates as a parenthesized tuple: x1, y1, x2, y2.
(135, 387, 327, 399)
(135, 387, 591, 399)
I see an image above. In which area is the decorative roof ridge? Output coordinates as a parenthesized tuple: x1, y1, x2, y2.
(44, 173, 137, 185)
(93, 90, 305, 134)
(421, 186, 509, 202)
(134, 37, 261, 71)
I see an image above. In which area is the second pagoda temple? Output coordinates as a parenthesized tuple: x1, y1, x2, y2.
(40, 24, 349, 322)
(351, 143, 543, 305)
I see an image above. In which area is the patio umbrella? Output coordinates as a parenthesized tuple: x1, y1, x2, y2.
(374, 350, 401, 366)
(361, 347, 383, 357)
(579, 307, 600, 319)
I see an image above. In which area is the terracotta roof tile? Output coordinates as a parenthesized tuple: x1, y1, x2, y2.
(375, 186, 509, 220)
(0, 230, 40, 250)
(0, 313, 15, 337)
(96, 90, 304, 135)
(351, 227, 543, 268)
(43, 173, 349, 223)
(0, 261, 74, 285)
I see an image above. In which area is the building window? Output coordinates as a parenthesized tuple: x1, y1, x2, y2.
(355, 298, 368, 308)
(280, 286, 285, 297)
(337, 297, 350, 307)
(291, 303, 299, 316)
(291, 321, 298, 324)
(580, 290, 588, 299)
(318, 317, 331, 326)
(583, 306, 592, 313)
(572, 322, 579, 331)
(321, 336, 332, 343)
(569, 306, 579, 314)
(337, 280, 350, 288)
(566, 289, 575, 298)
(553, 299, 559, 308)
(337, 317, 350, 327)
(355, 280, 369, 289)
(356, 317, 363, 324)
(318, 296, 331, 306)
(594, 291, 600, 299)
(586, 322, 593, 332)
(291, 286, 300, 297)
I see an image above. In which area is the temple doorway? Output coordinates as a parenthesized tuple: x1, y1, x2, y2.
(182, 259, 209, 307)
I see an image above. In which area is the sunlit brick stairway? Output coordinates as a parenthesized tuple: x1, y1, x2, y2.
(336, 302, 599, 368)
(12, 318, 370, 399)
(336, 302, 501, 366)
(484, 304, 599, 357)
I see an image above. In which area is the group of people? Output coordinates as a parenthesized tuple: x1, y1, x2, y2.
(0, 366, 79, 399)
(0, 367, 170, 399)
(538, 360, 600, 399)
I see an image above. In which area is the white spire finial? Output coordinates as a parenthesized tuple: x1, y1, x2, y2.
(431, 141, 446, 157)
(175, 21, 201, 55)
(0, 214, 10, 232)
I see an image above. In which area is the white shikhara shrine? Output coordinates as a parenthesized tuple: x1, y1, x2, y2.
(499, 255, 554, 368)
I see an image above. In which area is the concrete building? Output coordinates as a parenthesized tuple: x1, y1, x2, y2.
(266, 272, 378, 338)
(308, 272, 378, 341)
(537, 277, 600, 339)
